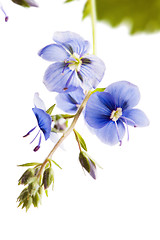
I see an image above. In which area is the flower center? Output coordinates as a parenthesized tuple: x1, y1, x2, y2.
(68, 53, 82, 71)
(110, 108, 122, 122)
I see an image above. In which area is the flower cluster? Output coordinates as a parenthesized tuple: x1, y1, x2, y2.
(19, 31, 149, 210)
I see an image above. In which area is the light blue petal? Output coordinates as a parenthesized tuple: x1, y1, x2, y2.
(84, 92, 114, 128)
(32, 108, 52, 140)
(93, 120, 125, 145)
(33, 92, 46, 110)
(53, 31, 90, 56)
(56, 87, 85, 114)
(43, 62, 80, 93)
(105, 81, 140, 110)
(38, 44, 70, 62)
(122, 108, 150, 127)
(79, 55, 106, 90)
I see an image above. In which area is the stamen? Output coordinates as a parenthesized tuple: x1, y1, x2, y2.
(23, 126, 37, 137)
(114, 121, 122, 146)
(30, 130, 40, 144)
(0, 5, 8, 22)
(33, 134, 42, 152)
(63, 71, 75, 91)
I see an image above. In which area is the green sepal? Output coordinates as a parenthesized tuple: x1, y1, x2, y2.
(73, 129, 87, 151)
(46, 104, 56, 115)
(82, 0, 91, 20)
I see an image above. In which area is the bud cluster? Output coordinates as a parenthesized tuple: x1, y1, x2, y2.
(17, 163, 54, 211)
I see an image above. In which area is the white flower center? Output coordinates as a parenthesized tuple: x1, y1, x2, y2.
(68, 53, 82, 71)
(110, 108, 122, 122)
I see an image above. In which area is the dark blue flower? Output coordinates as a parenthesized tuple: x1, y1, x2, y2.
(84, 81, 149, 145)
(23, 93, 53, 151)
(56, 87, 85, 114)
(38, 31, 106, 93)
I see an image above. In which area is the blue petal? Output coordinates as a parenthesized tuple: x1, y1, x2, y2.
(122, 108, 150, 127)
(43, 62, 80, 93)
(32, 108, 52, 140)
(105, 81, 140, 110)
(84, 92, 115, 128)
(93, 120, 125, 145)
(53, 31, 90, 56)
(79, 55, 106, 89)
(56, 87, 85, 114)
(38, 44, 70, 62)
(33, 93, 46, 110)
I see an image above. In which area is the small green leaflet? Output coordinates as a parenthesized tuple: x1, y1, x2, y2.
(73, 129, 87, 151)
(17, 162, 40, 167)
(91, 88, 106, 94)
(82, 0, 90, 20)
(46, 104, 56, 115)
(64, 0, 76, 3)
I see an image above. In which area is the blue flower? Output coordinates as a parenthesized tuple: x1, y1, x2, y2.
(38, 31, 106, 93)
(23, 93, 53, 151)
(56, 87, 85, 114)
(84, 81, 149, 145)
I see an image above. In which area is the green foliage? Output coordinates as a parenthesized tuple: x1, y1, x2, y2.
(73, 129, 87, 151)
(82, 0, 90, 20)
(46, 104, 56, 115)
(64, 0, 75, 3)
(95, 0, 160, 34)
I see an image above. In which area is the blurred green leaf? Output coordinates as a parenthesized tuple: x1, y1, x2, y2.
(11, 0, 38, 7)
(82, 0, 91, 20)
(73, 129, 87, 151)
(64, 0, 75, 3)
(95, 0, 160, 34)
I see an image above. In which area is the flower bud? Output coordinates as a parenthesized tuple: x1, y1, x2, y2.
(22, 196, 32, 212)
(28, 180, 39, 195)
(32, 192, 40, 208)
(42, 167, 54, 190)
(18, 168, 35, 185)
(79, 151, 96, 179)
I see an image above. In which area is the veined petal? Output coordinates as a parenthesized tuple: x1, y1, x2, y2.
(43, 62, 80, 93)
(38, 44, 70, 62)
(56, 87, 85, 114)
(93, 120, 125, 145)
(80, 55, 106, 90)
(32, 108, 52, 140)
(105, 81, 140, 110)
(33, 93, 46, 110)
(53, 31, 90, 56)
(84, 92, 114, 128)
(122, 108, 150, 127)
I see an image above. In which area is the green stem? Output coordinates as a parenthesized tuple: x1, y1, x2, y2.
(37, 91, 92, 178)
(90, 0, 97, 55)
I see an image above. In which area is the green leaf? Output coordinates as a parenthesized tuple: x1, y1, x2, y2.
(82, 0, 91, 20)
(95, 0, 160, 34)
(49, 159, 62, 170)
(73, 129, 87, 151)
(46, 104, 56, 115)
(17, 162, 40, 167)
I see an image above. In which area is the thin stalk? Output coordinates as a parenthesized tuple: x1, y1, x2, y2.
(37, 91, 92, 178)
(89, 0, 97, 55)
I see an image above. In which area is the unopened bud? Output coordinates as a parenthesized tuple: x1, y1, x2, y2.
(79, 151, 96, 179)
(28, 180, 39, 195)
(32, 192, 40, 208)
(42, 167, 54, 190)
(18, 168, 35, 185)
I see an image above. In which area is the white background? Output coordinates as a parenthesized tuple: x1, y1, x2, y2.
(0, 0, 160, 239)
